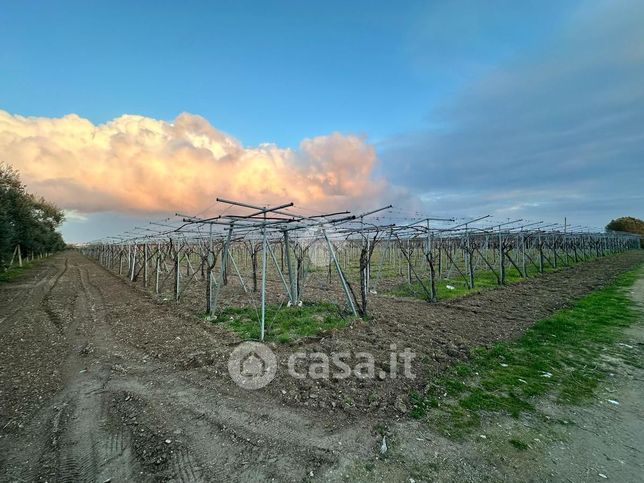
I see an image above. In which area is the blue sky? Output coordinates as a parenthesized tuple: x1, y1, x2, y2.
(1, 0, 579, 146)
(1, 0, 642, 240)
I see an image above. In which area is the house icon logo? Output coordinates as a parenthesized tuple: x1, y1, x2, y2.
(228, 342, 277, 389)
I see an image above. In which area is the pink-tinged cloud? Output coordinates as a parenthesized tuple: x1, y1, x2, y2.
(0, 110, 400, 214)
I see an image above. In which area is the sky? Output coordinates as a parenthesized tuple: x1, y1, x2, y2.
(1, 0, 642, 241)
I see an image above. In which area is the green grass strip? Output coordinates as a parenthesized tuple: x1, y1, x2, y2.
(410, 265, 643, 439)
(392, 265, 562, 301)
(217, 302, 352, 343)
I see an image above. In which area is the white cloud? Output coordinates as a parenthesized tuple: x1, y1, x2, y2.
(0, 110, 398, 215)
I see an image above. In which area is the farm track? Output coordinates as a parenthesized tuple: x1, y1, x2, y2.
(0, 252, 372, 481)
(0, 250, 643, 481)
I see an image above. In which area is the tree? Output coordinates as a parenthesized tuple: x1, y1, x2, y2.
(606, 216, 644, 248)
(0, 163, 66, 268)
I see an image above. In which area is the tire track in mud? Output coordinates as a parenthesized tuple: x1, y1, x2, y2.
(107, 367, 368, 481)
(0, 257, 73, 478)
(39, 262, 143, 483)
(2, 256, 143, 482)
(99, 354, 356, 479)
(42, 256, 74, 333)
(38, 261, 198, 482)
(79, 252, 376, 480)
(109, 389, 207, 482)
(1, 255, 69, 329)
(170, 447, 202, 482)
(4, 253, 374, 481)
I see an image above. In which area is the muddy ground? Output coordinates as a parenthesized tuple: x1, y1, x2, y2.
(1, 250, 642, 481)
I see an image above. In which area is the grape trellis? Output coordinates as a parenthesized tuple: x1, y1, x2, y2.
(80, 198, 640, 340)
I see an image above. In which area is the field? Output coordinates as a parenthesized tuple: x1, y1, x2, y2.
(3, 1, 642, 480)
(1, 245, 642, 480)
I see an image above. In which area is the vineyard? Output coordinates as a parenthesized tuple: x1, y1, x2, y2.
(3, 0, 643, 478)
(3, 199, 643, 481)
(81, 197, 641, 342)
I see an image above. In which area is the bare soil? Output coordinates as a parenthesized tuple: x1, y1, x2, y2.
(1, 250, 642, 481)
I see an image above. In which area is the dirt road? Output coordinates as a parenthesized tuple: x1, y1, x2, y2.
(1, 251, 642, 481)
(0, 252, 374, 481)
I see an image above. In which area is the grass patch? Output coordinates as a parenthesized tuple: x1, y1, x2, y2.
(509, 438, 529, 451)
(391, 267, 529, 301)
(410, 265, 642, 439)
(0, 260, 40, 283)
(217, 302, 352, 342)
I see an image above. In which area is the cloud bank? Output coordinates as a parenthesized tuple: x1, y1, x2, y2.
(0, 110, 394, 215)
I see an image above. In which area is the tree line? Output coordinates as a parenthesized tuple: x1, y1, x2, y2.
(606, 216, 644, 248)
(0, 163, 65, 269)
